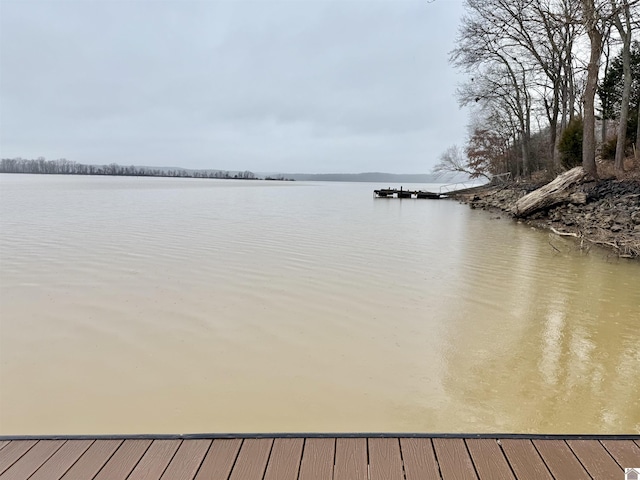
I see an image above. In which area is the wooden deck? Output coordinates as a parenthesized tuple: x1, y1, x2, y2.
(0, 435, 638, 479)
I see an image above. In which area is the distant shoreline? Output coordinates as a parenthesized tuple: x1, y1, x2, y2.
(0, 158, 293, 181)
(0, 171, 294, 181)
(0, 158, 468, 184)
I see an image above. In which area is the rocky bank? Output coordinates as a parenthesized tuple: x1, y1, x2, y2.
(452, 178, 640, 259)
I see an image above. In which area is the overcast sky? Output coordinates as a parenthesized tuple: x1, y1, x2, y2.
(1, 0, 468, 174)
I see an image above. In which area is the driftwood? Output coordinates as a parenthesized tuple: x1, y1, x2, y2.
(548, 225, 640, 258)
(550, 226, 580, 237)
(513, 167, 590, 217)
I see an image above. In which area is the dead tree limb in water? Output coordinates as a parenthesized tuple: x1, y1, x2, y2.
(550, 226, 581, 237)
(513, 167, 590, 217)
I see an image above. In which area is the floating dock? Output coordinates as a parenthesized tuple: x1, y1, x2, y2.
(373, 181, 490, 199)
(1, 434, 638, 479)
(374, 188, 442, 199)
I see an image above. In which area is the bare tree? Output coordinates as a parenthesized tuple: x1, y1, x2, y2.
(611, 0, 634, 177)
(580, 0, 606, 179)
(434, 145, 492, 180)
(451, 0, 587, 176)
(451, 1, 535, 176)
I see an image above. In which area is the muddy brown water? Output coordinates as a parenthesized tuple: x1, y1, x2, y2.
(1, 174, 638, 435)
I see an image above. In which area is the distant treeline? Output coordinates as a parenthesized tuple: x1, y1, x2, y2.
(285, 172, 466, 183)
(0, 158, 293, 181)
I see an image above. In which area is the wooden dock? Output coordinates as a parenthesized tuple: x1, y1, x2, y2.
(0, 434, 638, 479)
(374, 188, 442, 199)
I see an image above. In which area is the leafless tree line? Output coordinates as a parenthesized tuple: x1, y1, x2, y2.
(438, 0, 640, 180)
(0, 157, 258, 180)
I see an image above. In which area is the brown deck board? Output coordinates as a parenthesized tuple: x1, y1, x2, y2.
(532, 439, 589, 480)
(500, 439, 552, 480)
(0, 439, 65, 480)
(228, 438, 273, 480)
(298, 438, 335, 480)
(369, 438, 404, 480)
(400, 438, 440, 480)
(29, 440, 94, 480)
(433, 438, 478, 480)
(567, 439, 623, 478)
(127, 439, 181, 480)
(60, 439, 122, 480)
(194, 439, 242, 480)
(93, 439, 152, 480)
(1, 435, 638, 479)
(263, 438, 303, 480)
(600, 439, 640, 467)
(466, 439, 514, 480)
(0, 441, 37, 476)
(159, 439, 211, 480)
(334, 437, 366, 480)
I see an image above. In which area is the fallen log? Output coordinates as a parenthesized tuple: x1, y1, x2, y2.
(513, 167, 590, 217)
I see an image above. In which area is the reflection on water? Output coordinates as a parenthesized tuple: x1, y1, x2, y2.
(0, 174, 638, 434)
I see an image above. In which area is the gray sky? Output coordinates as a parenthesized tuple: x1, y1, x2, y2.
(1, 0, 468, 174)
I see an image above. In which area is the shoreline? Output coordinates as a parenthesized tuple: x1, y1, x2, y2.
(450, 179, 640, 259)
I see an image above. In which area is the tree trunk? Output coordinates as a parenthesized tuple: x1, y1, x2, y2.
(520, 133, 529, 177)
(567, 51, 576, 121)
(581, 0, 602, 180)
(514, 167, 590, 217)
(613, 0, 631, 179)
(550, 119, 558, 170)
(601, 39, 611, 144)
(636, 106, 640, 166)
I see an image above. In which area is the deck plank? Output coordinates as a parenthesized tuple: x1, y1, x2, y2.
(600, 440, 640, 467)
(532, 440, 589, 480)
(263, 438, 304, 480)
(298, 438, 335, 480)
(0, 440, 65, 480)
(466, 439, 514, 480)
(500, 439, 552, 480)
(334, 437, 366, 480)
(194, 439, 242, 480)
(228, 438, 273, 480)
(0, 435, 636, 480)
(567, 439, 623, 478)
(399, 438, 440, 480)
(433, 438, 478, 480)
(369, 438, 404, 480)
(127, 439, 182, 480)
(29, 440, 94, 480)
(160, 439, 211, 480)
(0, 441, 37, 476)
(93, 439, 152, 480)
(60, 440, 123, 480)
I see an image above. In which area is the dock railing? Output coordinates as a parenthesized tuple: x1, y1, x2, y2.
(438, 181, 479, 195)
(438, 174, 508, 196)
(491, 172, 512, 183)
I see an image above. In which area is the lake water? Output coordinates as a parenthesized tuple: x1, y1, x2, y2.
(0, 174, 638, 435)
